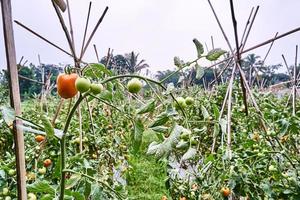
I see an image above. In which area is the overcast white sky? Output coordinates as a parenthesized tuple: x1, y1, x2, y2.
(1, 0, 300, 72)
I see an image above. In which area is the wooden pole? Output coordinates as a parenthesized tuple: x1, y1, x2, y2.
(1, 0, 27, 199)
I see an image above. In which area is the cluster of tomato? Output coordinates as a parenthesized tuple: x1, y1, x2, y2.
(56, 73, 143, 99)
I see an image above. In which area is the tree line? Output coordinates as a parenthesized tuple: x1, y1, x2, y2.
(0, 52, 296, 101)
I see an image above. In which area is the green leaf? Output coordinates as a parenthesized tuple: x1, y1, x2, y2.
(83, 63, 112, 79)
(91, 184, 106, 200)
(41, 114, 54, 138)
(27, 181, 55, 195)
(71, 191, 85, 200)
(193, 38, 204, 58)
(41, 194, 53, 200)
(65, 173, 81, 189)
(84, 179, 92, 199)
(149, 112, 169, 128)
(213, 123, 220, 137)
(0, 106, 15, 127)
(100, 90, 113, 101)
(206, 48, 226, 61)
(147, 124, 184, 159)
(212, 104, 220, 119)
(219, 118, 227, 135)
(133, 118, 144, 153)
(201, 105, 210, 119)
(174, 56, 183, 68)
(137, 100, 156, 114)
(181, 147, 197, 161)
(195, 64, 204, 80)
(150, 126, 169, 133)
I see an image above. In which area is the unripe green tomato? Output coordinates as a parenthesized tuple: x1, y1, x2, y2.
(180, 129, 191, 140)
(90, 83, 104, 94)
(28, 193, 37, 200)
(73, 137, 80, 144)
(8, 169, 16, 176)
(5, 197, 11, 200)
(2, 188, 9, 196)
(174, 97, 187, 109)
(257, 152, 264, 157)
(190, 137, 197, 146)
(127, 78, 142, 93)
(268, 165, 276, 172)
(38, 167, 47, 175)
(75, 77, 91, 93)
(185, 97, 194, 106)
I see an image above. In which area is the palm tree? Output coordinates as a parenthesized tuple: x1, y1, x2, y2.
(124, 51, 149, 74)
(243, 54, 260, 86)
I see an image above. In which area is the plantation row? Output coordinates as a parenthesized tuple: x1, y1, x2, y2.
(1, 60, 300, 199)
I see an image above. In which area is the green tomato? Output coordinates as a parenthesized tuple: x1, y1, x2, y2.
(38, 167, 47, 175)
(268, 165, 276, 172)
(5, 197, 11, 200)
(8, 169, 16, 176)
(180, 129, 191, 140)
(174, 97, 187, 110)
(90, 83, 104, 94)
(28, 193, 37, 200)
(127, 78, 142, 93)
(185, 97, 194, 106)
(75, 77, 91, 93)
(2, 188, 9, 196)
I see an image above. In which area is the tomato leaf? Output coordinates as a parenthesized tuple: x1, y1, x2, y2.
(65, 173, 81, 189)
(193, 38, 204, 58)
(0, 106, 15, 128)
(137, 100, 156, 114)
(27, 180, 55, 195)
(206, 48, 226, 61)
(195, 64, 204, 80)
(181, 147, 197, 161)
(201, 105, 210, 119)
(132, 118, 144, 153)
(83, 63, 112, 79)
(41, 114, 54, 138)
(149, 112, 169, 128)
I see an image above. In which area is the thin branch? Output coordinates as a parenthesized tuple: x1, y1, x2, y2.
(282, 54, 293, 78)
(229, 0, 248, 116)
(240, 7, 254, 46)
(205, 26, 300, 70)
(240, 6, 259, 51)
(52, 0, 77, 63)
(66, 0, 75, 52)
(292, 45, 298, 116)
(93, 44, 100, 63)
(14, 20, 72, 57)
(80, 2, 92, 59)
(80, 6, 109, 60)
(18, 74, 44, 85)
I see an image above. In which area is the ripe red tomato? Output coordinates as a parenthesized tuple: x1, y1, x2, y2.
(57, 73, 78, 99)
(221, 187, 231, 197)
(35, 135, 45, 143)
(43, 159, 52, 168)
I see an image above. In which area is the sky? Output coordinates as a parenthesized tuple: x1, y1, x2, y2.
(1, 0, 300, 72)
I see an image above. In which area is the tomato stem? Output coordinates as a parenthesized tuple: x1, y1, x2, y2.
(59, 93, 87, 200)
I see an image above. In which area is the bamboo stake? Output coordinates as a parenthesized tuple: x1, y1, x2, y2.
(292, 45, 298, 116)
(1, 0, 27, 198)
(80, 7, 109, 60)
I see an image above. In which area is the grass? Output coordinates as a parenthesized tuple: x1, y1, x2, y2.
(127, 130, 170, 200)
